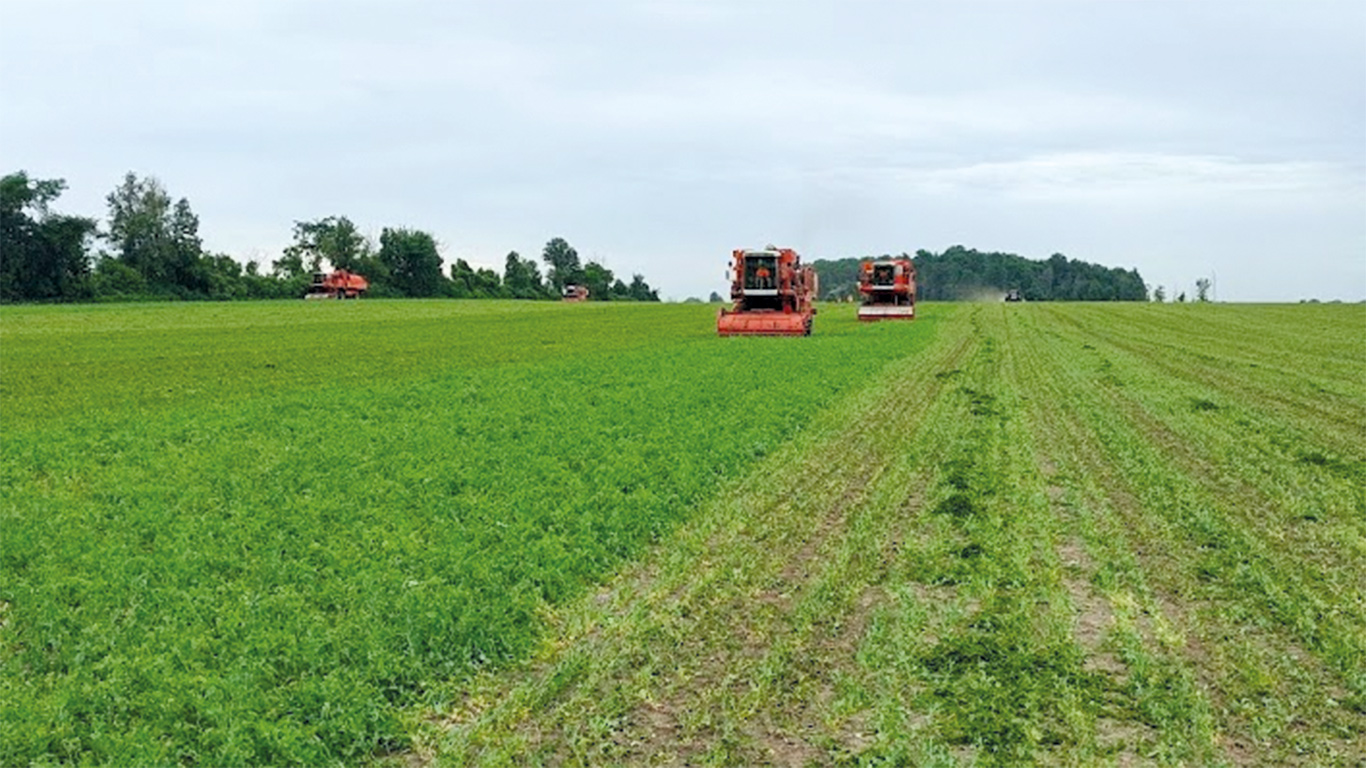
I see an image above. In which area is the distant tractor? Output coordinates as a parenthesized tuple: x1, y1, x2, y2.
(1004, 288, 1023, 302)
(717, 246, 818, 336)
(305, 269, 368, 300)
(857, 256, 916, 321)
(562, 284, 589, 302)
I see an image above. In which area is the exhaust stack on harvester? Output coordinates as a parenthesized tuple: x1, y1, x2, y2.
(717, 247, 818, 336)
(857, 256, 916, 321)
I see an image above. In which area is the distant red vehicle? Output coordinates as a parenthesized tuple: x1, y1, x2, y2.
(562, 284, 590, 302)
(306, 269, 368, 300)
(857, 257, 916, 321)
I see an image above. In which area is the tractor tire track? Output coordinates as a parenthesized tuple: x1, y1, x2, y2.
(576, 324, 976, 766)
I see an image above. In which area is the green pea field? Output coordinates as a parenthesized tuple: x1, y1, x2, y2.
(2, 300, 1363, 766)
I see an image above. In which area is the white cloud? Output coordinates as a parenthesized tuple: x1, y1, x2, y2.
(895, 152, 1363, 202)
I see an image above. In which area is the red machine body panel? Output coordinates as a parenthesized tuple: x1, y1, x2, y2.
(306, 269, 369, 299)
(717, 247, 818, 336)
(857, 257, 916, 321)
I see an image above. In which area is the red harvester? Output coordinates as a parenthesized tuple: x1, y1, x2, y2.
(717, 246, 818, 336)
(562, 284, 589, 302)
(857, 256, 916, 321)
(305, 269, 369, 300)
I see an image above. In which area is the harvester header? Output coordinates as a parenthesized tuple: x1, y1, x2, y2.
(717, 246, 818, 336)
(857, 256, 916, 321)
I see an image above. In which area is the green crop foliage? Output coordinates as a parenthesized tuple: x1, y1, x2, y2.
(0, 299, 940, 765)
(6, 299, 1365, 767)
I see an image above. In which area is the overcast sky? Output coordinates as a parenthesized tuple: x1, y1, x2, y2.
(3, 0, 1363, 301)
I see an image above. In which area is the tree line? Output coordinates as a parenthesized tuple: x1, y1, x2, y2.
(1, 171, 660, 303)
(813, 245, 1148, 302)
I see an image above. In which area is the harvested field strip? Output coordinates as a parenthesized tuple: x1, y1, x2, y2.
(423, 302, 1365, 768)
(854, 311, 1124, 766)
(426, 307, 980, 766)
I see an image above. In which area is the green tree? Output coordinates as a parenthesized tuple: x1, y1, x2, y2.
(449, 259, 475, 297)
(198, 253, 249, 300)
(542, 237, 583, 291)
(502, 251, 550, 299)
(450, 258, 503, 298)
(169, 198, 209, 294)
(0, 172, 97, 301)
(816, 247, 1147, 302)
(378, 228, 445, 297)
(242, 259, 291, 299)
(1195, 277, 1211, 302)
(105, 172, 169, 283)
(628, 273, 659, 302)
(1154, 285, 1166, 303)
(90, 258, 146, 298)
(281, 216, 372, 273)
(581, 260, 615, 301)
(477, 266, 506, 298)
(104, 172, 205, 294)
(270, 250, 306, 280)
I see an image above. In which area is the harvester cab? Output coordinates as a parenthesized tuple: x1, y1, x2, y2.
(717, 247, 818, 336)
(871, 263, 896, 287)
(857, 257, 916, 321)
(562, 284, 589, 302)
(742, 253, 779, 296)
(307, 271, 328, 297)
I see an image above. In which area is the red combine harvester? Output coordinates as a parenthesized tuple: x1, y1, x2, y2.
(717, 246, 818, 336)
(305, 269, 369, 300)
(857, 256, 916, 321)
(562, 284, 589, 302)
